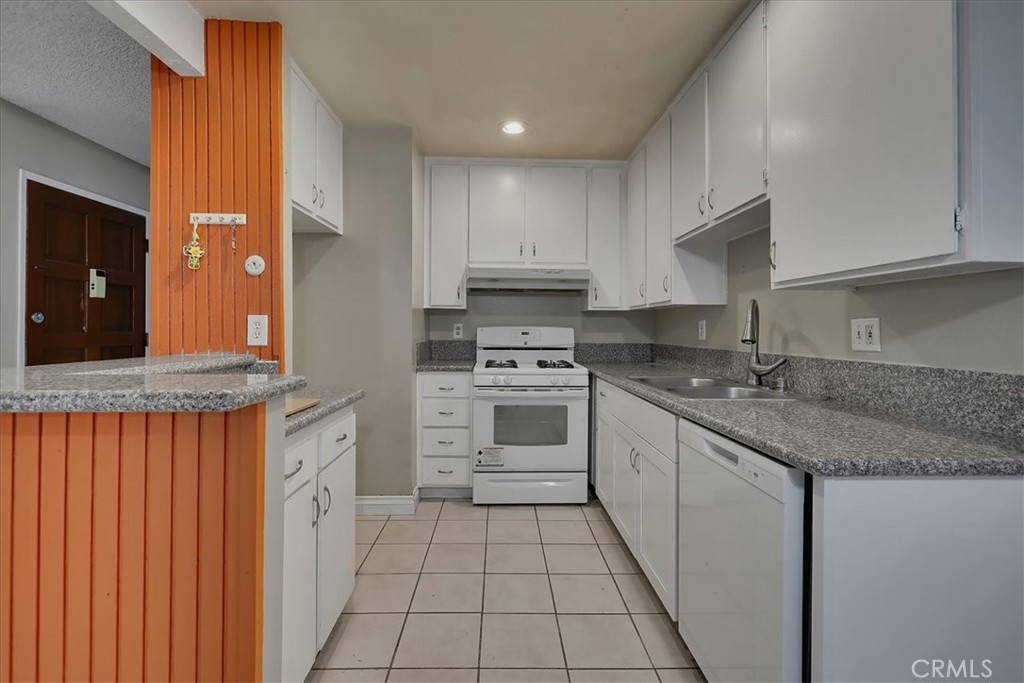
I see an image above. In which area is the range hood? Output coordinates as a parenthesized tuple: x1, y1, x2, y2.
(466, 266, 592, 291)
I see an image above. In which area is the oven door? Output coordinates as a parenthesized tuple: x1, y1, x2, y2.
(472, 387, 590, 472)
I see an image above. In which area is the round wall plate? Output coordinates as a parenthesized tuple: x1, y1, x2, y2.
(244, 254, 266, 276)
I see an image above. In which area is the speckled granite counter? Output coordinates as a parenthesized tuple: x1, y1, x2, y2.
(285, 386, 366, 436)
(0, 354, 305, 413)
(591, 363, 1024, 477)
(417, 360, 476, 372)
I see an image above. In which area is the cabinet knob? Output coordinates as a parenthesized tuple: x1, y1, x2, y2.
(284, 458, 304, 481)
(336, 433, 348, 443)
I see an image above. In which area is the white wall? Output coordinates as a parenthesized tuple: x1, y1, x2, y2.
(0, 99, 150, 367)
(654, 229, 1024, 374)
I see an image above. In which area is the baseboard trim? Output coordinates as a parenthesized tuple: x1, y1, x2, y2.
(355, 492, 419, 516)
(417, 486, 472, 500)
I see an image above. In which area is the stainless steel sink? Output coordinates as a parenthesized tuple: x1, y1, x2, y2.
(627, 376, 734, 389)
(667, 385, 795, 400)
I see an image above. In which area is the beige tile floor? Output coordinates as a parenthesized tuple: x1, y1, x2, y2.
(308, 499, 703, 683)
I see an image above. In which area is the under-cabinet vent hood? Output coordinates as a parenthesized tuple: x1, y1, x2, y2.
(466, 266, 591, 291)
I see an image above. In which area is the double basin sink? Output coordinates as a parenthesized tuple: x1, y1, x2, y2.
(627, 375, 796, 400)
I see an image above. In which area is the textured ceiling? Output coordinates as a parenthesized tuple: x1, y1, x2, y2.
(190, 0, 746, 159)
(0, 0, 151, 166)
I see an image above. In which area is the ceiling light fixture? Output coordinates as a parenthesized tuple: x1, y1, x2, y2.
(501, 120, 527, 135)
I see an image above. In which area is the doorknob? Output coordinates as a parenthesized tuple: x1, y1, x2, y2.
(31, 312, 44, 324)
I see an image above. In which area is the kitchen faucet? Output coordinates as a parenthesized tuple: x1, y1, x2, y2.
(741, 299, 788, 386)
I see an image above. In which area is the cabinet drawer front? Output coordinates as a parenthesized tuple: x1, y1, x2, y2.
(420, 374, 471, 398)
(285, 435, 318, 499)
(596, 380, 677, 462)
(422, 398, 471, 427)
(421, 457, 471, 486)
(422, 427, 470, 456)
(320, 412, 357, 470)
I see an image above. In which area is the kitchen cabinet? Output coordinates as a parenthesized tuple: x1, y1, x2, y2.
(637, 447, 677, 612)
(316, 445, 355, 648)
(282, 477, 317, 683)
(291, 63, 344, 234)
(707, 1, 766, 221)
(417, 372, 472, 489)
(586, 167, 623, 310)
(527, 166, 587, 265)
(427, 164, 468, 308)
(625, 149, 647, 308)
(594, 408, 615, 503)
(670, 73, 708, 240)
(611, 427, 639, 549)
(645, 117, 672, 306)
(469, 165, 526, 263)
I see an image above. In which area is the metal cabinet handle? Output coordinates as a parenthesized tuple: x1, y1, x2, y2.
(312, 494, 321, 528)
(323, 485, 332, 514)
(312, 184, 318, 205)
(284, 458, 304, 481)
(319, 189, 325, 208)
(599, 391, 607, 397)
(532, 242, 537, 257)
(520, 242, 523, 257)
(698, 194, 705, 216)
(628, 448, 636, 469)
(634, 451, 641, 473)
(770, 241, 777, 271)
(663, 275, 669, 293)
(437, 469, 454, 475)
(708, 187, 715, 210)
(593, 287, 598, 302)
(438, 411, 455, 416)
(456, 285, 461, 300)
(640, 283, 645, 298)
(336, 433, 349, 443)
(438, 440, 455, 445)
(439, 386, 455, 392)
(31, 312, 45, 324)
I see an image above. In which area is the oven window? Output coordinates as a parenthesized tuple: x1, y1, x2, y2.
(493, 405, 569, 446)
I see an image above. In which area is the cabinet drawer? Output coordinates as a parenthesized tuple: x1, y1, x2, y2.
(320, 412, 356, 470)
(420, 374, 471, 398)
(422, 427, 470, 457)
(285, 435, 318, 499)
(596, 379, 677, 462)
(422, 398, 471, 427)
(421, 457, 471, 486)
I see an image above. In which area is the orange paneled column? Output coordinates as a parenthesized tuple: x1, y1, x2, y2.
(150, 20, 285, 367)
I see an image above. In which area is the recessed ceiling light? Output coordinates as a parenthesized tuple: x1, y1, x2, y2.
(501, 120, 527, 135)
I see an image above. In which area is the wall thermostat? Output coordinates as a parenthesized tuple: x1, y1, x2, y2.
(244, 255, 266, 276)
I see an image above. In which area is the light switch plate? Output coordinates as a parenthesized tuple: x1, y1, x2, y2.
(851, 317, 881, 352)
(247, 314, 269, 346)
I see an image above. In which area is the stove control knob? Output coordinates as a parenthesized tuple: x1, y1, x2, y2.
(491, 376, 501, 385)
(550, 376, 559, 385)
(503, 376, 513, 385)
(561, 377, 571, 385)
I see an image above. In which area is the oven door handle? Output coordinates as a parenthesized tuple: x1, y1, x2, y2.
(473, 388, 590, 399)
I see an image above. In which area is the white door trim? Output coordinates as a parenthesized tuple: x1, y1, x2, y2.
(16, 169, 150, 368)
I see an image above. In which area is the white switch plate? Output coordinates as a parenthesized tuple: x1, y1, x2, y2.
(453, 323, 464, 339)
(698, 319, 707, 341)
(247, 314, 269, 346)
(851, 317, 881, 352)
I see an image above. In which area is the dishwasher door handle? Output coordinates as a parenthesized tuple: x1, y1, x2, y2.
(703, 440, 740, 467)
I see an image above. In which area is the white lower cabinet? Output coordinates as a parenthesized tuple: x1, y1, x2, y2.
(417, 372, 472, 489)
(282, 478, 318, 683)
(595, 380, 678, 617)
(317, 446, 356, 648)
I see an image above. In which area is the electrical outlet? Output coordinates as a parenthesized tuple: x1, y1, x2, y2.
(453, 323, 464, 339)
(247, 314, 269, 346)
(698, 319, 707, 341)
(851, 317, 881, 352)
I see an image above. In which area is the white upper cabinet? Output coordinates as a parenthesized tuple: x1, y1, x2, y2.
(469, 165, 526, 263)
(587, 167, 623, 310)
(645, 117, 672, 306)
(290, 64, 344, 234)
(527, 166, 588, 264)
(428, 164, 469, 308)
(707, 1, 766, 220)
(626, 149, 647, 308)
(670, 73, 708, 240)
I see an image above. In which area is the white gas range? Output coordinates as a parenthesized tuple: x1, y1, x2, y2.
(471, 327, 589, 504)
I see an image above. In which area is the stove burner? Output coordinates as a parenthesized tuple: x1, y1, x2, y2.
(537, 360, 574, 369)
(485, 360, 518, 369)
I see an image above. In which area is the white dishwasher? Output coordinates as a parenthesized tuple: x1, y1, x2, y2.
(677, 419, 804, 683)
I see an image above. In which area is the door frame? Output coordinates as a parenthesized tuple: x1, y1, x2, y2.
(16, 169, 150, 367)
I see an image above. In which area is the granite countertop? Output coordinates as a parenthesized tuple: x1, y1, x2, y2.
(285, 386, 366, 436)
(0, 354, 305, 413)
(590, 363, 1024, 477)
(417, 360, 476, 372)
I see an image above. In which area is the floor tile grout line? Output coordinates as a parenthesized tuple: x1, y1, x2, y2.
(383, 502, 439, 672)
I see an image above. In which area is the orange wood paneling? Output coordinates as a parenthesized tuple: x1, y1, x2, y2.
(0, 406, 266, 682)
(150, 20, 285, 368)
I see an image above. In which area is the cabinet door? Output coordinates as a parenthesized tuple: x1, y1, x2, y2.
(290, 69, 318, 214)
(282, 482, 318, 683)
(769, 0, 957, 285)
(671, 73, 708, 239)
(428, 165, 469, 307)
(469, 165, 526, 263)
(611, 428, 639, 550)
(527, 166, 587, 264)
(708, 2, 766, 219)
(587, 167, 623, 309)
(315, 103, 343, 231)
(637, 448, 678, 618)
(317, 447, 356, 648)
(625, 149, 647, 308)
(595, 409, 615, 505)
(645, 117, 672, 306)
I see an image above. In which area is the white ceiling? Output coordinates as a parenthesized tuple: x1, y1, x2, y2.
(0, 0, 151, 166)
(190, 0, 747, 159)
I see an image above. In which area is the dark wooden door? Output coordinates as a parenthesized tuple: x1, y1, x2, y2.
(25, 181, 147, 366)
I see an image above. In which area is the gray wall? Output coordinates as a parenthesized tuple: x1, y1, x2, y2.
(0, 99, 150, 367)
(654, 229, 1024, 374)
(428, 292, 655, 342)
(293, 127, 419, 496)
